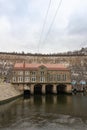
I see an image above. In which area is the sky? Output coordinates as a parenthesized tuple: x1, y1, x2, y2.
(0, 0, 87, 54)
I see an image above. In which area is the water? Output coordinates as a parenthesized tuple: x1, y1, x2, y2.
(0, 94, 87, 130)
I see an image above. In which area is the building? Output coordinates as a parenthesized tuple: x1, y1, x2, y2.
(11, 63, 72, 94)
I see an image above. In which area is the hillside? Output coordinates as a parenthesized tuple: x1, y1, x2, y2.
(0, 47, 87, 82)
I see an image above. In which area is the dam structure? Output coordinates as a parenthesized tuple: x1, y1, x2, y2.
(11, 63, 72, 95)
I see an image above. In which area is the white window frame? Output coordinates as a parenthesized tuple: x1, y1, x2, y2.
(18, 76, 23, 82)
(31, 77, 36, 82)
(13, 77, 16, 82)
(40, 77, 45, 82)
(25, 71, 30, 75)
(25, 77, 30, 82)
(31, 71, 36, 76)
(18, 71, 23, 75)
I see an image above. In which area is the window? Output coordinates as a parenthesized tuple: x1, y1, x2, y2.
(25, 77, 30, 82)
(31, 71, 36, 76)
(40, 77, 45, 82)
(53, 75, 56, 81)
(48, 75, 53, 81)
(57, 75, 61, 81)
(62, 74, 66, 81)
(18, 71, 23, 75)
(40, 71, 44, 76)
(31, 77, 36, 82)
(13, 77, 16, 82)
(18, 77, 23, 82)
(25, 71, 30, 75)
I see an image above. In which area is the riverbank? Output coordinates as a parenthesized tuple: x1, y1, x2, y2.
(0, 83, 23, 105)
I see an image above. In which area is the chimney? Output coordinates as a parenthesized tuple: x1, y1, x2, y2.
(23, 61, 25, 69)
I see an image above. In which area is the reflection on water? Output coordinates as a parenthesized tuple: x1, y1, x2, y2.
(0, 94, 87, 130)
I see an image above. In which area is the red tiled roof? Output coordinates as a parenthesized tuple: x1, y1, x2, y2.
(14, 63, 24, 68)
(14, 63, 69, 71)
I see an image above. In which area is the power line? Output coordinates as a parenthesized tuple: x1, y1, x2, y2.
(38, 0, 51, 53)
(42, 0, 62, 45)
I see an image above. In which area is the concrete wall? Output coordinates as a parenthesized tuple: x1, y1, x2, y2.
(0, 83, 23, 104)
(16, 83, 72, 94)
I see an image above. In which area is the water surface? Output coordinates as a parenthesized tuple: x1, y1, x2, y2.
(0, 94, 87, 130)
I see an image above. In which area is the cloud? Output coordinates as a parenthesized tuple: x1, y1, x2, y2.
(67, 12, 87, 35)
(0, 16, 11, 33)
(0, 0, 87, 53)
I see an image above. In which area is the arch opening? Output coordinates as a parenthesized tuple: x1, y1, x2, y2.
(57, 84, 66, 94)
(24, 90, 30, 98)
(34, 84, 42, 95)
(46, 84, 53, 94)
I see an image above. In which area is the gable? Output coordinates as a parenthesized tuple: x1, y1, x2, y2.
(39, 65, 47, 69)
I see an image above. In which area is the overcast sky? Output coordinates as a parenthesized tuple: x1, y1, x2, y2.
(0, 0, 87, 54)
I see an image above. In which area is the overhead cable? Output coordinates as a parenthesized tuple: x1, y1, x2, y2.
(38, 0, 51, 53)
(42, 0, 62, 44)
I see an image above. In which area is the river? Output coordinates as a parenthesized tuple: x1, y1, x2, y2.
(0, 94, 87, 130)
